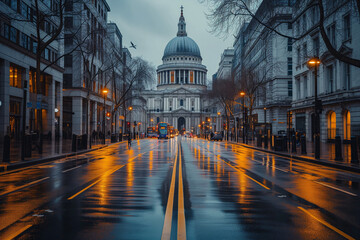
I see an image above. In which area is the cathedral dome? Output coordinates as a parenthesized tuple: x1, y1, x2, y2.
(163, 36, 201, 59)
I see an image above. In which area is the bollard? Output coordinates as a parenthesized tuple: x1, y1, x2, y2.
(3, 135, 11, 162)
(264, 135, 268, 148)
(72, 134, 77, 152)
(301, 135, 307, 154)
(257, 134, 262, 147)
(335, 135, 343, 161)
(271, 135, 275, 150)
(82, 134, 87, 150)
(283, 137, 288, 152)
(119, 133, 123, 142)
(292, 135, 297, 153)
(351, 136, 359, 163)
(25, 134, 32, 158)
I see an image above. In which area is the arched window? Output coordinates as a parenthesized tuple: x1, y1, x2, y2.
(343, 110, 351, 140)
(327, 111, 336, 139)
(180, 99, 184, 106)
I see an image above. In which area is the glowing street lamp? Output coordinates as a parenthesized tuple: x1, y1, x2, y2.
(102, 88, 108, 144)
(240, 91, 246, 143)
(307, 57, 321, 159)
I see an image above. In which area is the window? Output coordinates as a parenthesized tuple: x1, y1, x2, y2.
(64, 17, 73, 28)
(302, 43, 307, 63)
(10, 0, 18, 11)
(9, 65, 22, 88)
(63, 74, 73, 88)
(64, 55, 73, 67)
(65, 0, 73, 11)
(44, 48, 50, 60)
(10, 27, 18, 43)
(326, 65, 334, 93)
(327, 111, 336, 139)
(297, 48, 301, 66)
(296, 78, 300, 99)
(3, 23, 10, 39)
(20, 33, 30, 50)
(180, 99, 184, 106)
(302, 13, 307, 31)
(31, 39, 37, 54)
(287, 22, 292, 29)
(303, 76, 307, 98)
(64, 34, 73, 46)
(343, 63, 350, 90)
(313, 37, 320, 56)
(20, 2, 31, 20)
(343, 14, 351, 41)
(343, 111, 351, 140)
(287, 38, 292, 51)
(287, 57, 292, 75)
(326, 23, 336, 46)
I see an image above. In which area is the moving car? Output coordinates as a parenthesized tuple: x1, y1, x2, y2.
(211, 133, 223, 141)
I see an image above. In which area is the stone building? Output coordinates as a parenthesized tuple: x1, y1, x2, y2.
(62, 0, 112, 139)
(0, 0, 63, 159)
(142, 8, 210, 134)
(291, 0, 360, 142)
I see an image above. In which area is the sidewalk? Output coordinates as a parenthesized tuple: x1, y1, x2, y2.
(0, 138, 121, 173)
(224, 138, 360, 173)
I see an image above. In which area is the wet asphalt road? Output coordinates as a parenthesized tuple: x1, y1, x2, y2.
(0, 137, 359, 240)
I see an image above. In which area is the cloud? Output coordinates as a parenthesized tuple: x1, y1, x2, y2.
(107, 0, 234, 78)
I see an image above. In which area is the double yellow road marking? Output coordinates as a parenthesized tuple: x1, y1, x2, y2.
(161, 142, 186, 240)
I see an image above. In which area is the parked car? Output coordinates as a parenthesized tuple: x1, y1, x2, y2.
(211, 133, 223, 141)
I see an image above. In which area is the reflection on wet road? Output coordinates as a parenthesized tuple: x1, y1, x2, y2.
(0, 137, 359, 239)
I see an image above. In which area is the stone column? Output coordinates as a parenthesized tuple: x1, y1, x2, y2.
(72, 96, 83, 135)
(47, 78, 55, 139)
(0, 59, 10, 159)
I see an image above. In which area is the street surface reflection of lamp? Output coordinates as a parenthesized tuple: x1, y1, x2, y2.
(102, 88, 108, 144)
(307, 57, 321, 159)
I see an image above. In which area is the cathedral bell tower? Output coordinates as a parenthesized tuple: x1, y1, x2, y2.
(177, 6, 187, 37)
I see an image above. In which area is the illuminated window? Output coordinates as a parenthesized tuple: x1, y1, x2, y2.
(343, 111, 351, 140)
(327, 111, 336, 139)
(9, 65, 22, 88)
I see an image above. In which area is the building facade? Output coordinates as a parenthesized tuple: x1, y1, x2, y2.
(0, 0, 64, 159)
(62, 0, 113, 139)
(291, 0, 360, 142)
(232, 0, 295, 135)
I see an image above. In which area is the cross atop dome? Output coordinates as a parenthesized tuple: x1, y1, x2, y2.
(177, 6, 187, 36)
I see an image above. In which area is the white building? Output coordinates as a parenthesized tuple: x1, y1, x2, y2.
(291, 0, 360, 142)
(62, 0, 112, 140)
(0, 0, 64, 159)
(234, 0, 295, 135)
(142, 8, 214, 134)
(217, 48, 234, 79)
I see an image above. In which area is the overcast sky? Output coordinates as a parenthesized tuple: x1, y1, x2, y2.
(107, 0, 234, 82)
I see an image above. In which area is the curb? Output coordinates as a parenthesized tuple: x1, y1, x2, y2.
(227, 141, 360, 174)
(0, 140, 127, 173)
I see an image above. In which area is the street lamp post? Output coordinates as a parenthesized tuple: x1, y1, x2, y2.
(102, 89, 108, 144)
(240, 91, 246, 143)
(217, 112, 220, 133)
(128, 106, 133, 139)
(307, 57, 321, 159)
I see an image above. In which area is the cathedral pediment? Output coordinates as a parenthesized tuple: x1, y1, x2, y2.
(172, 107, 191, 114)
(169, 87, 194, 95)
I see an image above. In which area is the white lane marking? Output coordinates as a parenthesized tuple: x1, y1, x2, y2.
(62, 165, 81, 173)
(315, 181, 357, 196)
(0, 177, 50, 197)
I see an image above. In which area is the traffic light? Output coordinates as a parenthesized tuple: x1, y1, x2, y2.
(127, 122, 130, 128)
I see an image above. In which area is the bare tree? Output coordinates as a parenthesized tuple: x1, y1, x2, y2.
(209, 78, 237, 139)
(109, 57, 155, 136)
(200, 0, 360, 67)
